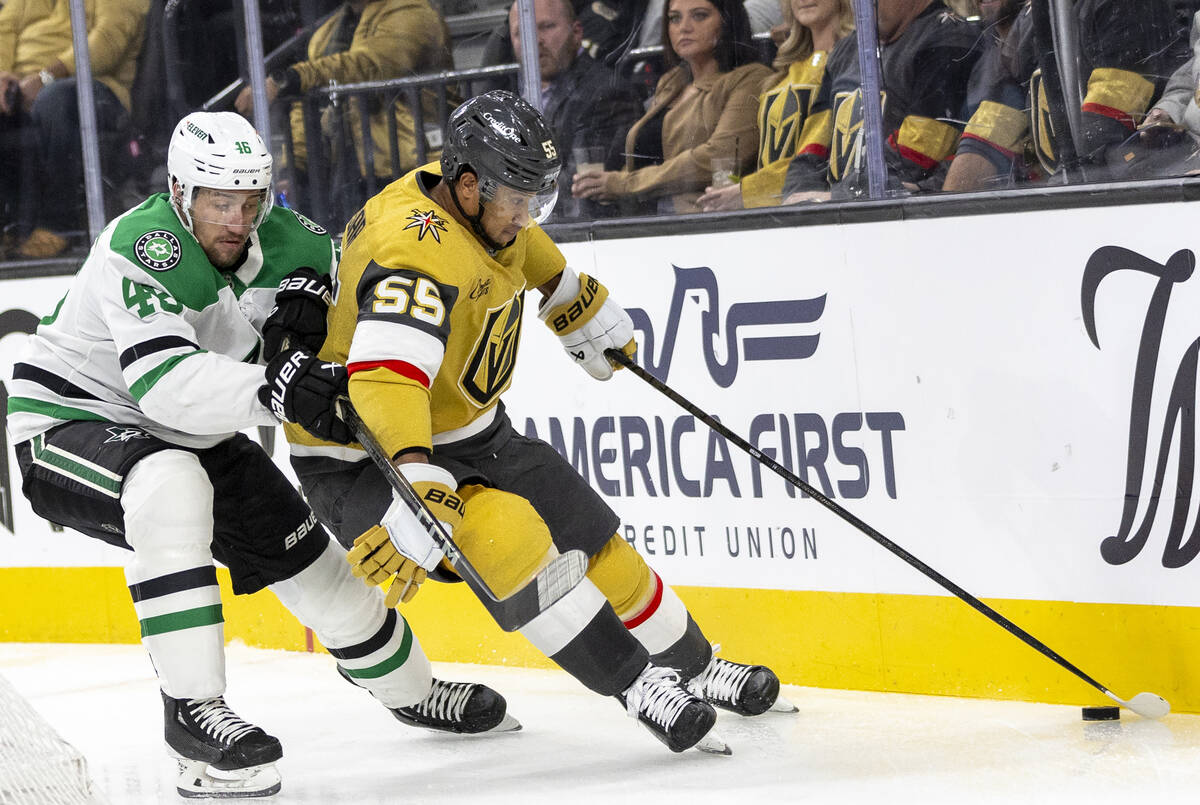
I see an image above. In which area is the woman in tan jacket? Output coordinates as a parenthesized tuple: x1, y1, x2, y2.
(572, 0, 772, 215)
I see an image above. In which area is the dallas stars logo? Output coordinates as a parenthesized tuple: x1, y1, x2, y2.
(403, 209, 448, 243)
(134, 230, 182, 271)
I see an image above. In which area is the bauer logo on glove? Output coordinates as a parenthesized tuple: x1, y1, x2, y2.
(538, 266, 636, 381)
(259, 348, 353, 443)
(548, 273, 603, 334)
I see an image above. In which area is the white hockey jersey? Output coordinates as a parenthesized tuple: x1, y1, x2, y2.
(6, 194, 337, 449)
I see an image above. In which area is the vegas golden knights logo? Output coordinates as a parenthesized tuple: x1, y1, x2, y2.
(461, 293, 524, 407)
(1029, 70, 1058, 175)
(830, 90, 887, 182)
(757, 84, 818, 168)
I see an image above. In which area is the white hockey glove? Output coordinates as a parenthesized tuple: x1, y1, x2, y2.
(537, 266, 637, 381)
(346, 463, 464, 607)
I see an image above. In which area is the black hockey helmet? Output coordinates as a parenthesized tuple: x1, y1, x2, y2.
(440, 90, 561, 226)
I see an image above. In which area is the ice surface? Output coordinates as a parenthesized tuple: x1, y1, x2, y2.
(2, 642, 1199, 804)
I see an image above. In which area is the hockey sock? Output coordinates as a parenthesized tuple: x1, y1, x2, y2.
(122, 450, 225, 698)
(622, 571, 711, 681)
(521, 578, 649, 696)
(269, 540, 432, 708)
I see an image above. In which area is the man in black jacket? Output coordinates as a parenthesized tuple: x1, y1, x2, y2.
(509, 0, 644, 219)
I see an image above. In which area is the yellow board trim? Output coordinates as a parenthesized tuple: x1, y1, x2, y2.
(4, 567, 1197, 712)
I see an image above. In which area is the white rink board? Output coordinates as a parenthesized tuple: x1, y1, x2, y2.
(4, 201, 1200, 607)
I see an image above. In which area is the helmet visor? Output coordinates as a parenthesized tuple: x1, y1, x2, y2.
(480, 180, 559, 227)
(187, 187, 271, 231)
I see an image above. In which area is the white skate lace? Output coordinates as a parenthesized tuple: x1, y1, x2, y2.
(689, 645, 751, 706)
(408, 680, 474, 722)
(187, 697, 260, 746)
(622, 665, 692, 729)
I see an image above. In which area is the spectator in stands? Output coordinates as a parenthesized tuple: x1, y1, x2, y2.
(235, 0, 453, 210)
(0, 0, 148, 258)
(1134, 10, 1200, 176)
(508, 0, 644, 219)
(780, 0, 980, 202)
(481, 0, 776, 99)
(572, 0, 772, 215)
(698, 0, 853, 211)
(943, 0, 1179, 191)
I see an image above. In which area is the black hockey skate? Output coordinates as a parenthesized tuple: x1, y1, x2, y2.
(618, 663, 725, 754)
(688, 653, 797, 716)
(334, 665, 519, 734)
(162, 691, 283, 798)
(390, 678, 518, 734)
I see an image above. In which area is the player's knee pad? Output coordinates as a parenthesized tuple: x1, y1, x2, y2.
(454, 486, 556, 599)
(586, 534, 655, 619)
(121, 449, 215, 574)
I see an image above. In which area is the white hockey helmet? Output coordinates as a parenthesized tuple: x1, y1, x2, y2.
(167, 111, 274, 234)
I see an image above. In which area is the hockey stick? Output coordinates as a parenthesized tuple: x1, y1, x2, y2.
(605, 348, 1170, 719)
(336, 399, 589, 632)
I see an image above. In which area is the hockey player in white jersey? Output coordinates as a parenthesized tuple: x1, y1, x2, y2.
(5, 112, 512, 799)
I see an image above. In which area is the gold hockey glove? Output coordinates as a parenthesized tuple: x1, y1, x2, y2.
(537, 265, 636, 380)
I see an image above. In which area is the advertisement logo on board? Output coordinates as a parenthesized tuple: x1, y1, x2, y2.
(1082, 246, 1199, 568)
(627, 264, 826, 387)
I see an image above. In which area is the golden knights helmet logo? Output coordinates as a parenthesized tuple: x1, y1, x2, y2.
(459, 292, 523, 406)
(1028, 69, 1058, 175)
(830, 89, 888, 182)
(757, 82, 817, 168)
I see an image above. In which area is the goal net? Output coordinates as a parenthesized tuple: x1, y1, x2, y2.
(0, 671, 104, 804)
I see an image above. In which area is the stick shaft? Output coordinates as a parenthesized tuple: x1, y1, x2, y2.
(607, 349, 1111, 696)
(339, 402, 503, 603)
(337, 399, 589, 631)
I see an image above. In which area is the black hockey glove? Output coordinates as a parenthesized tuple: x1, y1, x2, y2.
(259, 348, 353, 444)
(261, 266, 332, 361)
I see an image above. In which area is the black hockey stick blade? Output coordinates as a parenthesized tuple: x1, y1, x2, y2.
(605, 348, 1170, 718)
(337, 399, 588, 631)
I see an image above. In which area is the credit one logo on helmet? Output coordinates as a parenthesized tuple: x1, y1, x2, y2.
(481, 112, 520, 142)
(1082, 246, 1200, 568)
(524, 263, 905, 505)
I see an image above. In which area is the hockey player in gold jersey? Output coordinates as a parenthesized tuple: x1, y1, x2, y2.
(288, 90, 793, 754)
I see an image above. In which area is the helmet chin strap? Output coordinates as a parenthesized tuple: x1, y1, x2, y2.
(447, 172, 516, 252)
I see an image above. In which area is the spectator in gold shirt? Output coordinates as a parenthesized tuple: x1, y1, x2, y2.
(0, 0, 148, 258)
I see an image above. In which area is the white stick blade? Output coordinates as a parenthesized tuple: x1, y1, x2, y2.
(1126, 692, 1170, 719)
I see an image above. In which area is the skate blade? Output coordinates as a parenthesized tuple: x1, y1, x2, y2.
(175, 758, 282, 799)
(490, 712, 523, 733)
(770, 695, 799, 713)
(695, 728, 732, 756)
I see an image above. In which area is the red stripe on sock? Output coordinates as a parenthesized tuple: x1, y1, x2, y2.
(622, 571, 663, 629)
(1082, 102, 1136, 131)
(959, 131, 1017, 160)
(346, 359, 430, 388)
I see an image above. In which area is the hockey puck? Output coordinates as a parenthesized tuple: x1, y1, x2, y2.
(1081, 706, 1120, 721)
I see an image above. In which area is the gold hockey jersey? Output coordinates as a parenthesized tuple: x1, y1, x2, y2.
(290, 165, 566, 460)
(741, 54, 831, 208)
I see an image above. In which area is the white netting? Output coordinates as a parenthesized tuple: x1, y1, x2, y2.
(0, 671, 104, 804)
